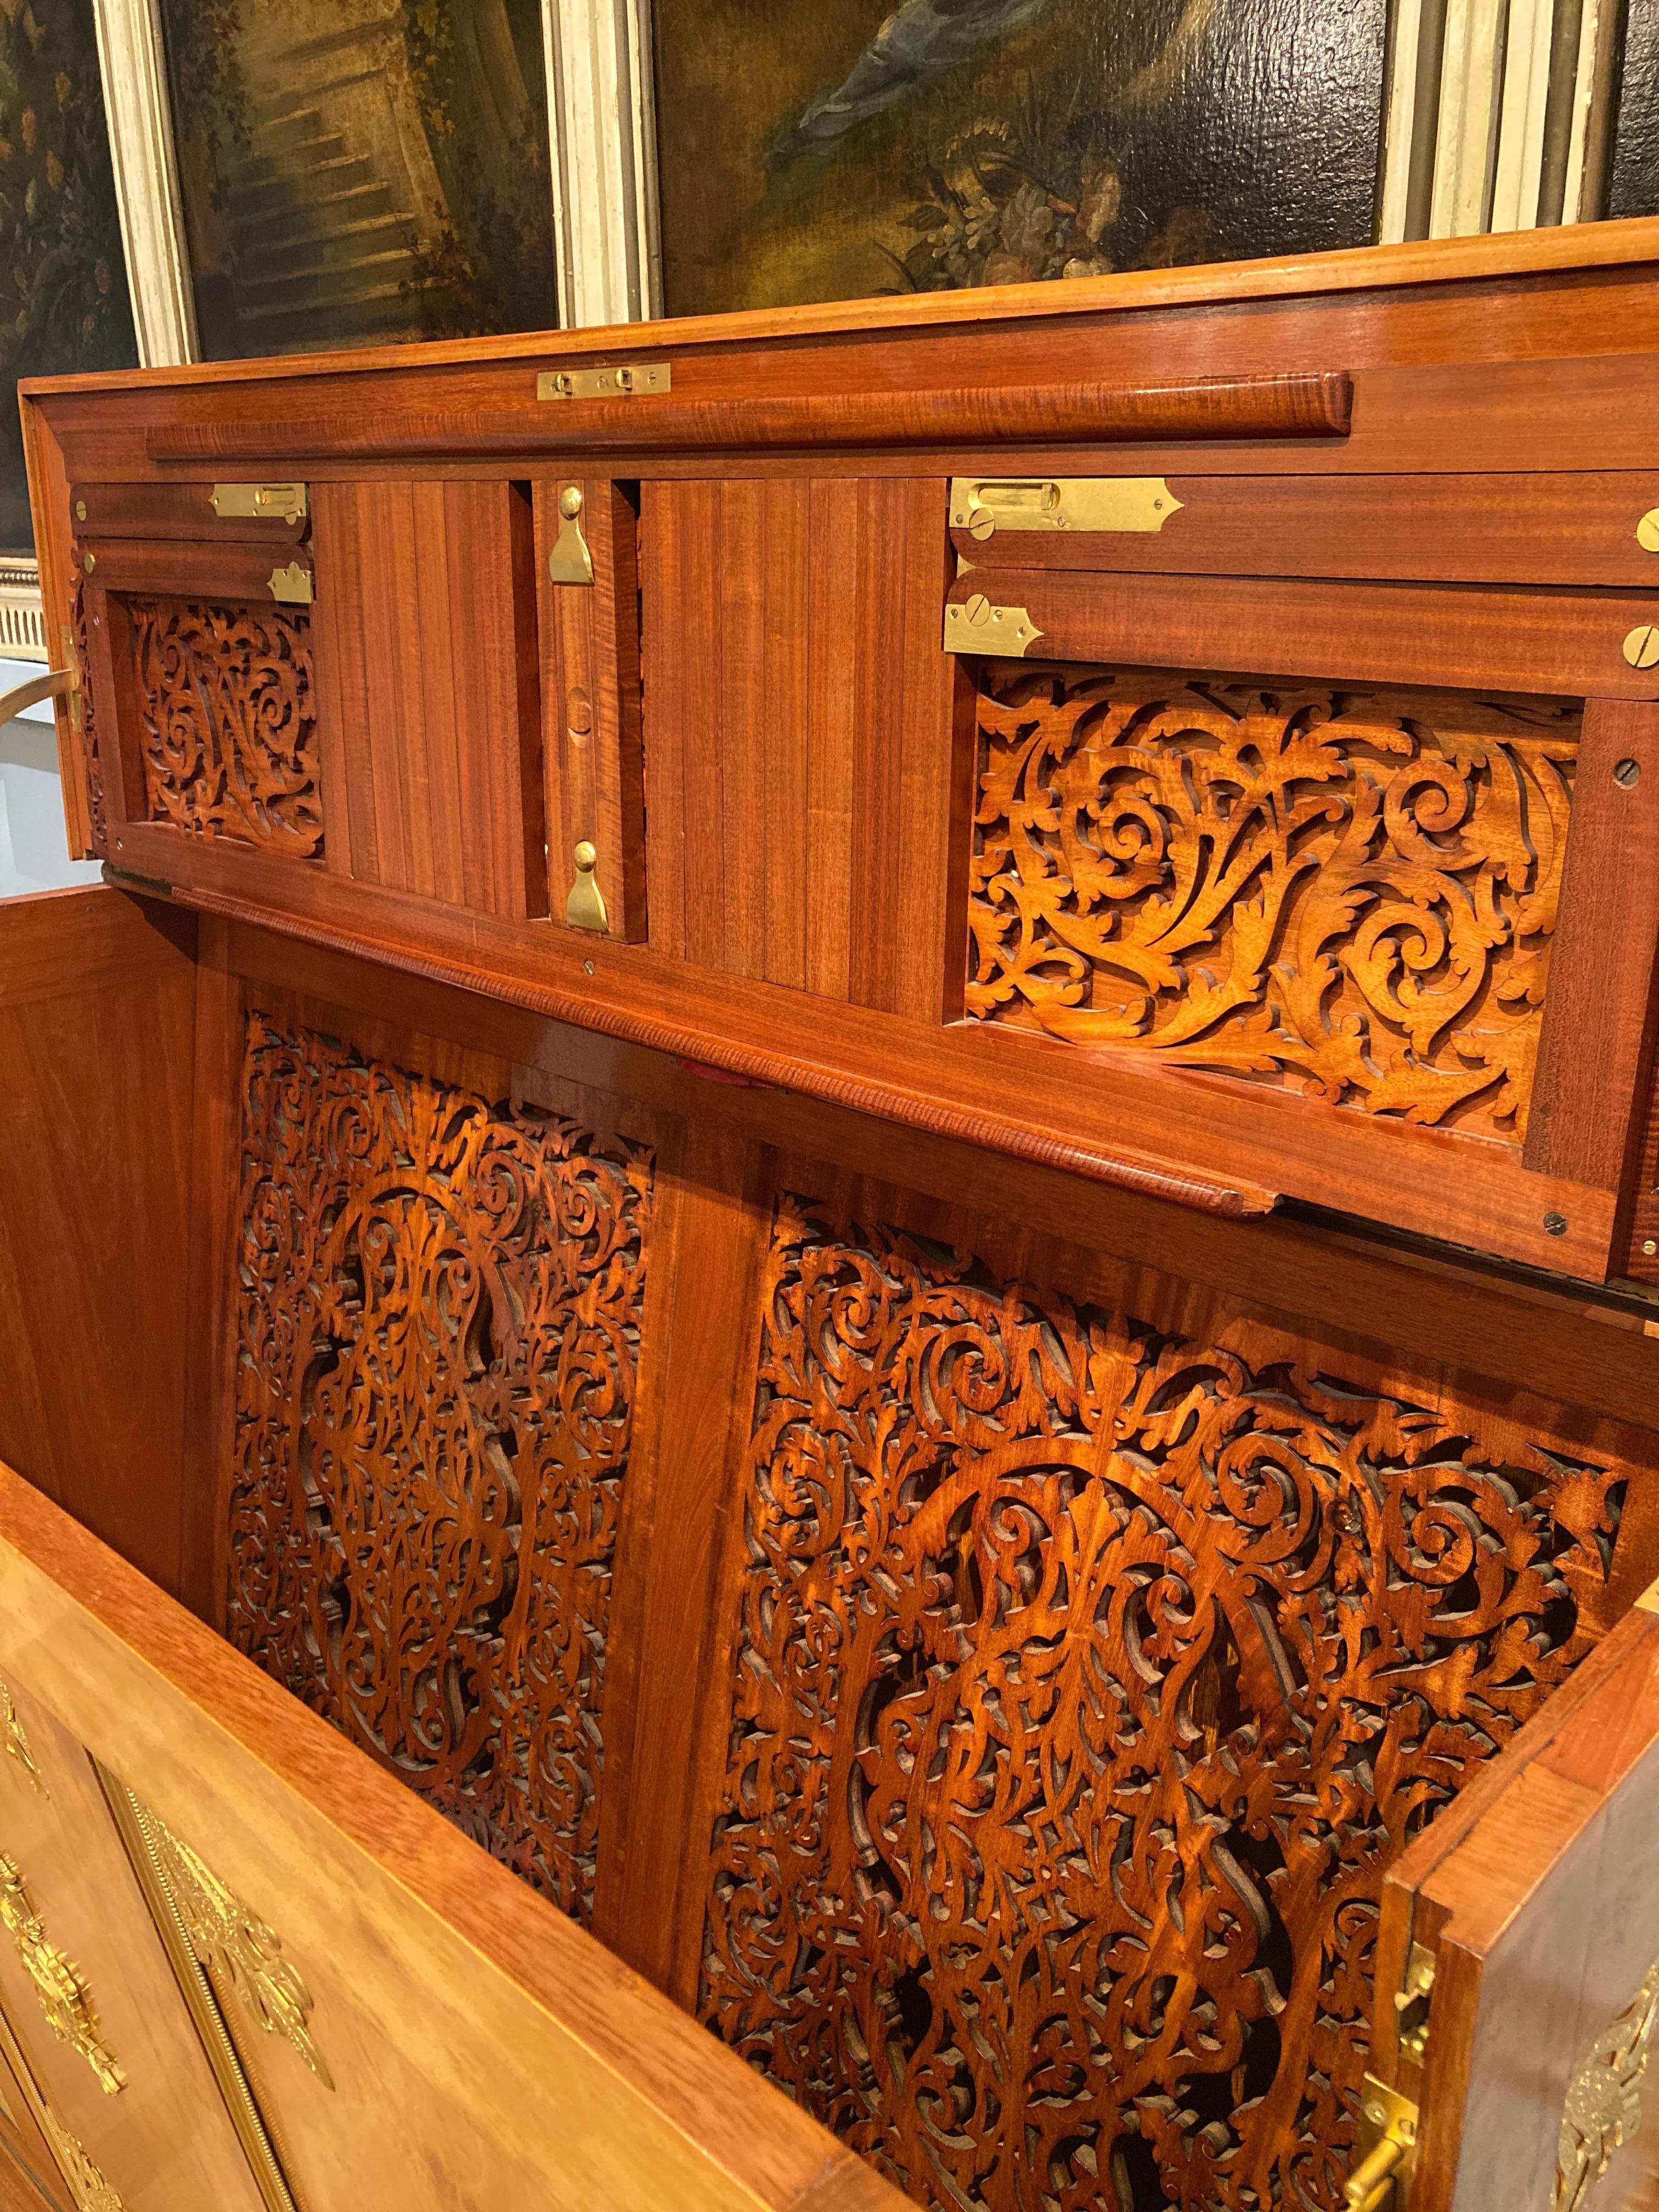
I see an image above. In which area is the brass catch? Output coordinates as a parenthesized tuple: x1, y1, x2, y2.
(538, 363, 671, 401)
(949, 476, 1181, 540)
(1395, 1942, 1436, 2064)
(211, 482, 308, 524)
(566, 841, 608, 932)
(943, 594, 1043, 659)
(1346, 2077, 1418, 2212)
(546, 486, 594, 586)
(267, 563, 314, 607)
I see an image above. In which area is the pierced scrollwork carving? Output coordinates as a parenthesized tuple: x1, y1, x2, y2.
(69, 562, 106, 859)
(130, 1793, 333, 2091)
(129, 596, 321, 856)
(1556, 1957, 1659, 2212)
(965, 667, 1578, 1140)
(227, 1015, 653, 1925)
(0, 1857, 124, 2096)
(700, 1198, 1628, 2212)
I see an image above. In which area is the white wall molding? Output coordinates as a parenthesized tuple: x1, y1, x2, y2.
(1381, 0, 1619, 240)
(92, 0, 199, 366)
(543, 0, 662, 328)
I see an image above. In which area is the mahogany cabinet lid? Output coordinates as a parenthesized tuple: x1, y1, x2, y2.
(0, 1462, 895, 2212)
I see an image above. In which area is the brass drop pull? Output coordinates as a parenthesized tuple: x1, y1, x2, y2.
(547, 486, 594, 586)
(566, 840, 608, 932)
(1346, 2078, 1418, 2212)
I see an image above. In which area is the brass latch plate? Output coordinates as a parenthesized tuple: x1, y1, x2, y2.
(211, 482, 308, 524)
(1347, 2076, 1419, 2212)
(950, 476, 1181, 539)
(944, 594, 1043, 659)
(538, 363, 671, 401)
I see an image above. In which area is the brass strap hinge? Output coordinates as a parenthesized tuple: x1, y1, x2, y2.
(546, 486, 594, 586)
(1347, 2077, 1419, 2212)
(566, 841, 608, 932)
(944, 594, 1043, 658)
(949, 476, 1181, 539)
(267, 563, 314, 607)
(211, 482, 308, 524)
(538, 363, 670, 401)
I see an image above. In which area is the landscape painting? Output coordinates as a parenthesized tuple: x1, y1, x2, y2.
(651, 0, 1389, 316)
(161, 0, 561, 358)
(0, 0, 137, 551)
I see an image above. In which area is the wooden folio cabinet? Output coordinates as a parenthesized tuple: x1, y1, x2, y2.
(8, 225, 1659, 2210)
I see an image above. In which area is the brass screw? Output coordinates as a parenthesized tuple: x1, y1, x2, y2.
(559, 486, 583, 520)
(964, 592, 990, 624)
(583, 959, 595, 976)
(1544, 1211, 1568, 1237)
(1616, 757, 1643, 788)
(1639, 510, 1659, 552)
(1643, 1240, 1657, 1257)
(82, 550, 95, 572)
(1624, 624, 1659, 669)
(74, 500, 86, 522)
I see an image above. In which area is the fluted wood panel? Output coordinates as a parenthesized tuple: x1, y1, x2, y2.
(640, 477, 961, 1018)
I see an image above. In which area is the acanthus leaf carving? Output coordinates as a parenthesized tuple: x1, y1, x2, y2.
(227, 1015, 652, 1925)
(701, 1196, 1628, 2212)
(965, 667, 1578, 1141)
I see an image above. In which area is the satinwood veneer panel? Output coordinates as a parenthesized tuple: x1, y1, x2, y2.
(697, 1177, 1650, 2212)
(309, 479, 546, 919)
(642, 477, 959, 1016)
(225, 1012, 654, 1923)
(964, 665, 1577, 1143)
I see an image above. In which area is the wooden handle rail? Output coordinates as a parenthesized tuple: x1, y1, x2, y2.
(146, 371, 1352, 461)
(128, 872, 1280, 1221)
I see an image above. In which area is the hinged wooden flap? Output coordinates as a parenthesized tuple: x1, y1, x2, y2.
(1372, 1596, 1659, 2212)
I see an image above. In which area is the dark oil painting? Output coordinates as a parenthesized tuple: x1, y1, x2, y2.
(161, 0, 561, 359)
(0, 0, 137, 551)
(653, 0, 1390, 317)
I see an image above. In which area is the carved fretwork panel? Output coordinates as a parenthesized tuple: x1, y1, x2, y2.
(965, 667, 1579, 1140)
(69, 561, 106, 858)
(226, 1014, 653, 1923)
(700, 1196, 1628, 2212)
(128, 596, 323, 856)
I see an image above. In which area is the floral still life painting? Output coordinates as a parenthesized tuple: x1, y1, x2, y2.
(653, 0, 1389, 316)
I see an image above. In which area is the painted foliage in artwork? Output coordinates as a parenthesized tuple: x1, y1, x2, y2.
(160, 0, 559, 357)
(653, 0, 1389, 314)
(0, 0, 137, 550)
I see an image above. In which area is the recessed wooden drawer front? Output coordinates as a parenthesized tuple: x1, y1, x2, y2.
(944, 568, 1659, 698)
(72, 479, 309, 548)
(311, 479, 548, 920)
(949, 472, 1659, 586)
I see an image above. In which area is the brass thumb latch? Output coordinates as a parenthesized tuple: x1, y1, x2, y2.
(1346, 2078, 1419, 2212)
(566, 841, 608, 932)
(210, 481, 308, 524)
(547, 487, 594, 586)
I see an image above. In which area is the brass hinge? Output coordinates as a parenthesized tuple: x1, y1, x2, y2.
(1395, 1941, 1436, 2064)
(538, 363, 670, 401)
(546, 486, 594, 586)
(565, 841, 608, 932)
(267, 562, 314, 607)
(949, 476, 1181, 540)
(943, 593, 1043, 658)
(211, 482, 308, 524)
(1346, 2076, 1419, 2212)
